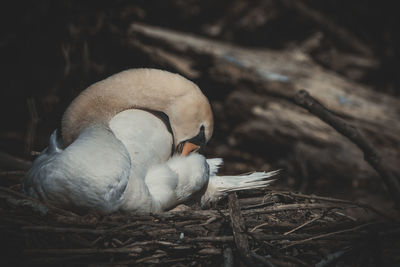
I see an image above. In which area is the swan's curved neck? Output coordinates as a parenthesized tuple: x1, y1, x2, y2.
(61, 69, 201, 147)
(109, 109, 173, 212)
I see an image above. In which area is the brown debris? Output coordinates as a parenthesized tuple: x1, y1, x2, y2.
(1, 184, 399, 266)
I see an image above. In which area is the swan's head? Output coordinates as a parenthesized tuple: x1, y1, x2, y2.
(167, 91, 213, 155)
(62, 68, 213, 155)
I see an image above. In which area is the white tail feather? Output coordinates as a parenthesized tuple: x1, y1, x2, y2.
(206, 158, 223, 177)
(201, 158, 280, 208)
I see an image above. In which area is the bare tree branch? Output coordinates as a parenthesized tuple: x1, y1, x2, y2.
(294, 90, 400, 209)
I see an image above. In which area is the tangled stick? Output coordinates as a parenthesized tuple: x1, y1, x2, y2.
(293, 90, 400, 209)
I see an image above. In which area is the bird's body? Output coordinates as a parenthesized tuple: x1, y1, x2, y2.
(24, 109, 210, 213)
(23, 69, 278, 214)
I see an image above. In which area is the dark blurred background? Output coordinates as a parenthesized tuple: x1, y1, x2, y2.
(1, 0, 399, 213)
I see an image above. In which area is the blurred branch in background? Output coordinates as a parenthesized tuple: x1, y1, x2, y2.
(294, 90, 400, 209)
(282, 0, 374, 57)
(1, 1, 400, 265)
(128, 23, 400, 204)
(0, 151, 31, 171)
(24, 97, 39, 157)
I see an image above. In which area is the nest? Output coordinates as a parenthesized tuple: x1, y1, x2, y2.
(1, 186, 398, 266)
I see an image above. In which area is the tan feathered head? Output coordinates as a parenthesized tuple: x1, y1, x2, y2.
(62, 69, 213, 154)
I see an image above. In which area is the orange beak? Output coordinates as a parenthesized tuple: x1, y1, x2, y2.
(181, 142, 201, 156)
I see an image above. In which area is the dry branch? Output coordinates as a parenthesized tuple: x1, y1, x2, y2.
(128, 23, 400, 207)
(228, 192, 250, 258)
(283, 213, 324, 235)
(282, 0, 374, 56)
(24, 97, 39, 157)
(282, 222, 380, 249)
(293, 90, 400, 209)
(0, 151, 32, 171)
(280, 191, 394, 221)
(1, 185, 397, 265)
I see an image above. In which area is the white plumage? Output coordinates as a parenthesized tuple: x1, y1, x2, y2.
(201, 159, 278, 208)
(22, 69, 279, 214)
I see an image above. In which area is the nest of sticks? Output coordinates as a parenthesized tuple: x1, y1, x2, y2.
(1, 184, 399, 266)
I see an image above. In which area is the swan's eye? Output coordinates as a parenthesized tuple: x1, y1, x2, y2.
(175, 125, 206, 156)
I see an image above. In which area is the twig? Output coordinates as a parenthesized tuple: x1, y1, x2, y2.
(183, 236, 234, 243)
(250, 222, 270, 233)
(282, 191, 395, 221)
(250, 252, 276, 267)
(0, 186, 77, 218)
(281, 222, 379, 249)
(333, 211, 357, 222)
(136, 251, 167, 263)
(223, 246, 234, 267)
(198, 247, 222, 255)
(22, 226, 107, 235)
(228, 192, 250, 257)
(315, 246, 352, 267)
(0, 151, 32, 171)
(282, 0, 373, 56)
(0, 170, 26, 177)
(24, 247, 144, 255)
(239, 196, 270, 206)
(241, 201, 275, 210)
(294, 89, 400, 209)
(182, 233, 356, 243)
(27, 255, 94, 265)
(243, 203, 345, 216)
(25, 97, 39, 157)
(200, 216, 218, 225)
(276, 255, 310, 267)
(284, 213, 324, 235)
(125, 240, 180, 248)
(227, 193, 273, 266)
(228, 192, 260, 267)
(267, 258, 299, 267)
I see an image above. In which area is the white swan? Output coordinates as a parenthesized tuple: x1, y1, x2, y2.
(23, 69, 277, 213)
